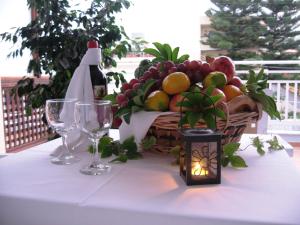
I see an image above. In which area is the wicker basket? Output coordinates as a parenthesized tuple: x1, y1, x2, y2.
(146, 95, 262, 153)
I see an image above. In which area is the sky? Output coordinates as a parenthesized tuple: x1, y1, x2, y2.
(0, 0, 212, 76)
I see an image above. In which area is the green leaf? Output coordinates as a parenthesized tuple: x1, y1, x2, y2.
(251, 136, 265, 156)
(203, 113, 216, 129)
(170, 145, 181, 164)
(257, 68, 265, 81)
(123, 112, 132, 124)
(221, 156, 230, 167)
(246, 69, 280, 120)
(203, 95, 222, 107)
(176, 100, 194, 109)
(171, 47, 179, 61)
(122, 136, 138, 154)
(99, 136, 114, 158)
(101, 145, 113, 158)
(132, 95, 143, 106)
(142, 79, 156, 100)
(152, 42, 168, 59)
(99, 136, 113, 151)
(230, 155, 248, 168)
(141, 136, 156, 150)
(178, 115, 188, 127)
(110, 154, 128, 163)
(163, 43, 172, 60)
(214, 108, 226, 119)
(185, 91, 202, 105)
(143, 48, 161, 58)
(103, 93, 117, 104)
(187, 111, 202, 128)
(177, 54, 189, 63)
(205, 85, 215, 96)
(115, 107, 131, 118)
(223, 142, 240, 157)
(131, 105, 143, 113)
(87, 145, 94, 154)
(170, 145, 181, 157)
(267, 136, 284, 151)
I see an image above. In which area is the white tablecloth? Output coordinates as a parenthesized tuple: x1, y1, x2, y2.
(0, 131, 300, 225)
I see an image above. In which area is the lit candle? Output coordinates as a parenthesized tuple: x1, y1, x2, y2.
(192, 162, 208, 176)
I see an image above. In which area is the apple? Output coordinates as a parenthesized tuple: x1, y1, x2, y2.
(169, 94, 189, 112)
(228, 76, 243, 88)
(211, 88, 226, 105)
(211, 56, 235, 82)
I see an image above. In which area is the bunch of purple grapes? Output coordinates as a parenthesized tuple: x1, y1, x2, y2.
(116, 59, 214, 107)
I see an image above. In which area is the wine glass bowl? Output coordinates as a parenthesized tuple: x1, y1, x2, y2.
(45, 99, 80, 165)
(75, 100, 113, 175)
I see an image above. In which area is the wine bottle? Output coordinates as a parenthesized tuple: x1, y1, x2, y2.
(87, 40, 107, 100)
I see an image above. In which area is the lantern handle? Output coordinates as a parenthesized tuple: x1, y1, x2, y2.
(179, 90, 218, 131)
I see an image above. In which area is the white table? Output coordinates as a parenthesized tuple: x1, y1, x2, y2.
(0, 131, 300, 225)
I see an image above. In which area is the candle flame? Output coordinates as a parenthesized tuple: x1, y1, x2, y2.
(192, 162, 208, 176)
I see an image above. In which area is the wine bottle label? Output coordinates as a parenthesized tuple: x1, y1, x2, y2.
(93, 85, 107, 99)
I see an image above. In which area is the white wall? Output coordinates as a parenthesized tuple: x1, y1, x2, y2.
(118, 0, 213, 60)
(0, 0, 30, 77)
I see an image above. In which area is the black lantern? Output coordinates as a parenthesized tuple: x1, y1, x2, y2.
(179, 128, 222, 185)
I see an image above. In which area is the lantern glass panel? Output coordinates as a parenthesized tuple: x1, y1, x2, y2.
(191, 142, 218, 180)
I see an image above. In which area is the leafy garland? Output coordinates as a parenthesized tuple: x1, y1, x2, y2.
(89, 135, 284, 167)
(221, 136, 284, 168)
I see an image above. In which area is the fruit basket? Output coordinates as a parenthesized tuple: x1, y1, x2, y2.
(147, 95, 262, 154)
(116, 42, 280, 152)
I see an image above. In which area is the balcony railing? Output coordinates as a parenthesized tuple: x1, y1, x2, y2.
(235, 60, 300, 140)
(0, 76, 49, 153)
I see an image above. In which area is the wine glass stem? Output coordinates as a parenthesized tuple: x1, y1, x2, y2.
(62, 134, 70, 155)
(92, 138, 101, 166)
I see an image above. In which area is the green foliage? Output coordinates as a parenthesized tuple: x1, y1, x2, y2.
(143, 42, 189, 64)
(115, 79, 156, 124)
(204, 0, 263, 60)
(259, 0, 300, 60)
(222, 135, 285, 168)
(141, 136, 157, 150)
(245, 69, 281, 119)
(266, 136, 284, 151)
(1, 0, 131, 113)
(106, 71, 127, 89)
(134, 59, 153, 78)
(88, 135, 142, 163)
(102, 92, 118, 105)
(204, 0, 300, 61)
(251, 135, 285, 154)
(251, 136, 265, 156)
(177, 86, 226, 129)
(170, 145, 181, 165)
(222, 142, 248, 168)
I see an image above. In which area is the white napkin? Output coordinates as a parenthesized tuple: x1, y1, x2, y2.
(51, 48, 101, 156)
(119, 111, 174, 151)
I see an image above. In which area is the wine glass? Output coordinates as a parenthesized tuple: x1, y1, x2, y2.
(45, 99, 80, 165)
(75, 100, 113, 175)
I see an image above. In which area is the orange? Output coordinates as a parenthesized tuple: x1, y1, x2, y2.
(162, 72, 190, 95)
(145, 90, 169, 111)
(223, 85, 243, 102)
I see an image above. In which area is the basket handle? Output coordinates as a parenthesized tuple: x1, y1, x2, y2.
(179, 91, 218, 131)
